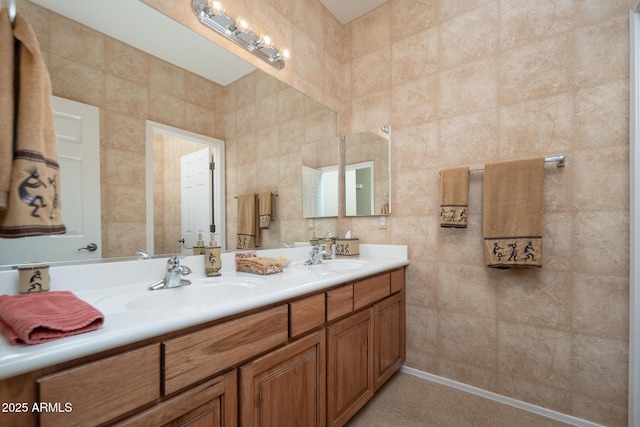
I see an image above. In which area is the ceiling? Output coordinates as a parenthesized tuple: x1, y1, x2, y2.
(319, 0, 388, 24)
(29, 0, 387, 87)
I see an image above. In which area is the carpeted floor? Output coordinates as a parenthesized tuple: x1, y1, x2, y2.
(345, 372, 571, 427)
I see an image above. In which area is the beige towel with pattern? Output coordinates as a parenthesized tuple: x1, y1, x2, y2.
(483, 158, 544, 268)
(0, 12, 65, 237)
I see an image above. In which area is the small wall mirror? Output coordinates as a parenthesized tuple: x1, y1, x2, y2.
(344, 126, 391, 216)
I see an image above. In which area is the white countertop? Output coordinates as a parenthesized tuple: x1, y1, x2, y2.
(0, 244, 408, 380)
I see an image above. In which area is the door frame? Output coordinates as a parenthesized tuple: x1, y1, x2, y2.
(145, 121, 225, 254)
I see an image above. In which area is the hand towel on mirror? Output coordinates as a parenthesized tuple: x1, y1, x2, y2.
(258, 191, 276, 229)
(237, 193, 259, 248)
(0, 9, 13, 211)
(0, 12, 65, 237)
(0, 291, 104, 345)
(483, 158, 545, 268)
(439, 167, 469, 228)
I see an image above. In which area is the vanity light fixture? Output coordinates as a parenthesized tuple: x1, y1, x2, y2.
(192, 0, 288, 70)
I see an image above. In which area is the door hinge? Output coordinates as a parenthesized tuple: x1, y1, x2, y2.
(209, 162, 215, 171)
(210, 225, 216, 233)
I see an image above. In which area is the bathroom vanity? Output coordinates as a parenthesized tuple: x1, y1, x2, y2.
(0, 245, 407, 426)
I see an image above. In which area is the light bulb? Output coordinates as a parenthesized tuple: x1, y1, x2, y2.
(235, 16, 251, 32)
(213, 1, 223, 12)
(260, 35, 272, 48)
(282, 49, 290, 59)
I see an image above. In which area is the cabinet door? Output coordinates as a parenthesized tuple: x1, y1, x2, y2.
(240, 330, 325, 427)
(374, 292, 406, 391)
(116, 370, 237, 427)
(326, 308, 374, 427)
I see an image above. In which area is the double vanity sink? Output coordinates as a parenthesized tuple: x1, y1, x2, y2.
(0, 244, 408, 381)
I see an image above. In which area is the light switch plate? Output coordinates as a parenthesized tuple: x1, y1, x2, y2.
(379, 216, 388, 229)
(307, 218, 314, 230)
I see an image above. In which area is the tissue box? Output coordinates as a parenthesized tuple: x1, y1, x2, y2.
(335, 238, 359, 257)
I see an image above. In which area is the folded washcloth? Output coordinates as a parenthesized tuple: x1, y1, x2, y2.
(0, 291, 104, 345)
(483, 158, 545, 268)
(439, 167, 469, 228)
(258, 191, 276, 229)
(237, 193, 259, 249)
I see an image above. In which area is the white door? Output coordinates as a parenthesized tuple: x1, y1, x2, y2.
(0, 96, 101, 264)
(302, 165, 321, 217)
(181, 147, 212, 251)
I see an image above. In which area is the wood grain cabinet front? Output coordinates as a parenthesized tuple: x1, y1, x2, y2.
(374, 292, 406, 391)
(37, 345, 161, 427)
(163, 305, 289, 395)
(326, 308, 374, 427)
(240, 330, 326, 427)
(116, 370, 238, 427)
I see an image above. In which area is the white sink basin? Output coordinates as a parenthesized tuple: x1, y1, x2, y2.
(305, 259, 370, 272)
(95, 279, 259, 312)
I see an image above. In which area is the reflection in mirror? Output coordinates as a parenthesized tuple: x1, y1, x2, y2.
(146, 122, 225, 257)
(0, 0, 339, 268)
(302, 141, 339, 218)
(344, 126, 391, 217)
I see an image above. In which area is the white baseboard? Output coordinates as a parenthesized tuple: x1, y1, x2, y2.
(400, 366, 604, 427)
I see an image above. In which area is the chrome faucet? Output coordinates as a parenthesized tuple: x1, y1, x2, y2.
(304, 244, 331, 265)
(148, 256, 192, 290)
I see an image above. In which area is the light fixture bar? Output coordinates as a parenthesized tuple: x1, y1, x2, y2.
(191, 0, 286, 70)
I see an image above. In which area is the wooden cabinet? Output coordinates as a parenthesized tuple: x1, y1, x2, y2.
(374, 292, 406, 391)
(327, 268, 406, 427)
(163, 305, 288, 395)
(326, 308, 374, 427)
(240, 330, 325, 427)
(116, 370, 237, 427)
(0, 267, 406, 427)
(37, 345, 160, 427)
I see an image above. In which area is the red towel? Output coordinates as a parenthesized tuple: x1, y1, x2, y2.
(0, 291, 104, 345)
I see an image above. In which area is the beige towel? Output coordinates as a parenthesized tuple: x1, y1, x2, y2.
(0, 12, 65, 237)
(483, 158, 545, 268)
(440, 167, 469, 228)
(237, 194, 259, 249)
(0, 9, 13, 211)
(258, 191, 276, 229)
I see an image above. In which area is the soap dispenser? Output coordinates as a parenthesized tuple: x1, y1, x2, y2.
(205, 233, 222, 277)
(193, 232, 205, 255)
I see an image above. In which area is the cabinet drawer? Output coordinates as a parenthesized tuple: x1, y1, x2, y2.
(326, 284, 353, 321)
(290, 293, 326, 338)
(390, 269, 405, 294)
(163, 305, 288, 395)
(353, 274, 390, 310)
(38, 345, 160, 427)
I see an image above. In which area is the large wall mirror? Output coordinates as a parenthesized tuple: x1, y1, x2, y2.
(0, 0, 339, 268)
(344, 126, 391, 217)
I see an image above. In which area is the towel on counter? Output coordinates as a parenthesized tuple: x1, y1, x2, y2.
(483, 158, 545, 268)
(0, 9, 13, 211)
(439, 167, 469, 228)
(258, 191, 276, 229)
(0, 12, 65, 237)
(0, 291, 104, 345)
(237, 193, 259, 249)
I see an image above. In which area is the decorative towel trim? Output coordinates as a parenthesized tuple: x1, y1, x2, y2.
(484, 236, 542, 268)
(439, 204, 468, 227)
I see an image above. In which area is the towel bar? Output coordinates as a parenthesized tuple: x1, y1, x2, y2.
(234, 191, 279, 199)
(439, 156, 566, 176)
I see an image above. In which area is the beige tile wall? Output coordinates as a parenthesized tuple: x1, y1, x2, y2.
(22, 0, 633, 425)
